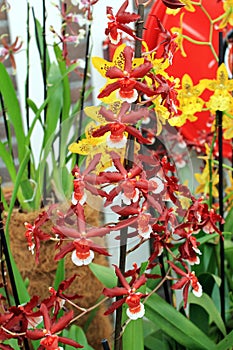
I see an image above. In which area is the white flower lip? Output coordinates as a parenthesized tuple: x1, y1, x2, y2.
(126, 302, 145, 320)
(71, 249, 94, 266)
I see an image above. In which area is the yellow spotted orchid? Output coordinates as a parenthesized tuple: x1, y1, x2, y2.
(92, 43, 155, 103)
(218, 0, 233, 28)
(225, 171, 233, 209)
(201, 63, 233, 93)
(195, 164, 219, 198)
(223, 114, 233, 139)
(151, 95, 170, 135)
(69, 121, 120, 172)
(168, 73, 205, 126)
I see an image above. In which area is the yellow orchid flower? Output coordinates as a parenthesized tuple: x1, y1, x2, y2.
(178, 73, 206, 100)
(195, 164, 219, 198)
(68, 122, 113, 172)
(151, 95, 170, 135)
(92, 43, 154, 103)
(170, 13, 187, 57)
(142, 41, 171, 79)
(168, 74, 205, 127)
(168, 112, 197, 127)
(225, 171, 233, 209)
(206, 89, 233, 112)
(223, 114, 233, 139)
(218, 0, 233, 29)
(201, 63, 233, 92)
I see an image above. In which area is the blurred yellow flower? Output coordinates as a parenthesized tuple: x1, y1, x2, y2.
(201, 63, 233, 92)
(218, 0, 233, 28)
(69, 122, 118, 172)
(206, 89, 233, 112)
(223, 114, 233, 139)
(195, 164, 219, 198)
(151, 95, 170, 135)
(171, 13, 187, 57)
(225, 171, 233, 209)
(168, 74, 205, 126)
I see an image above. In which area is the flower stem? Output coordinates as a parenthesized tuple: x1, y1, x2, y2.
(114, 6, 145, 350)
(76, 22, 92, 166)
(217, 31, 225, 324)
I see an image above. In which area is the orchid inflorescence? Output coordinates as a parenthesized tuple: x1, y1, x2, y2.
(0, 0, 231, 349)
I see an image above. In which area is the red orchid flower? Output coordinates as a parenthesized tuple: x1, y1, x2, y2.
(0, 36, 23, 71)
(26, 303, 83, 349)
(174, 225, 201, 265)
(153, 17, 178, 63)
(185, 198, 224, 235)
(0, 296, 42, 346)
(154, 74, 178, 115)
(103, 264, 147, 320)
(43, 274, 82, 320)
(7, 296, 42, 331)
(53, 203, 112, 266)
(198, 206, 224, 235)
(98, 151, 165, 208)
(92, 102, 151, 148)
(24, 211, 52, 264)
(168, 260, 202, 308)
(70, 153, 109, 205)
(105, 0, 141, 44)
(98, 45, 155, 102)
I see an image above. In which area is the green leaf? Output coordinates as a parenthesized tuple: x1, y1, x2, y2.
(0, 63, 26, 163)
(224, 206, 233, 234)
(143, 318, 160, 338)
(54, 44, 71, 123)
(63, 325, 94, 350)
(190, 303, 209, 334)
(54, 259, 65, 290)
(144, 334, 171, 350)
(188, 293, 226, 336)
(123, 316, 144, 350)
(5, 148, 31, 235)
(89, 263, 117, 288)
(0, 141, 17, 182)
(145, 292, 215, 350)
(3, 338, 21, 349)
(214, 329, 233, 350)
(44, 62, 63, 147)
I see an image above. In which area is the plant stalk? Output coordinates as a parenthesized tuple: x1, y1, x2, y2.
(114, 5, 145, 350)
(76, 22, 92, 166)
(0, 193, 30, 350)
(217, 31, 225, 324)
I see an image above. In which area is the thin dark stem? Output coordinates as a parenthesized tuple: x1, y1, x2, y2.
(76, 23, 92, 165)
(102, 339, 111, 350)
(42, 0, 47, 105)
(217, 108, 225, 324)
(0, 184, 10, 306)
(0, 93, 14, 161)
(42, 0, 48, 205)
(135, 4, 144, 58)
(114, 6, 145, 350)
(218, 31, 225, 324)
(114, 225, 128, 350)
(158, 254, 171, 304)
(26, 0, 31, 178)
(0, 191, 30, 350)
(0, 202, 19, 306)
